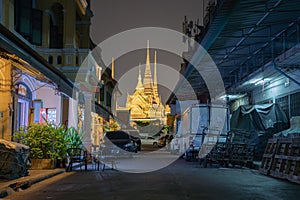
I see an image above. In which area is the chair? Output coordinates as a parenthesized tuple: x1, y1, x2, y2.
(66, 148, 87, 172)
(98, 145, 118, 171)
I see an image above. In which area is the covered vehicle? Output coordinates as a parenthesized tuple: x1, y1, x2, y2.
(230, 103, 289, 160)
(121, 128, 142, 151)
(274, 116, 300, 138)
(104, 131, 138, 153)
(230, 103, 289, 134)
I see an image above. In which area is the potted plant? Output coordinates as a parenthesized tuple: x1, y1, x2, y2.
(51, 124, 69, 168)
(64, 127, 86, 171)
(14, 122, 85, 169)
(51, 125, 84, 168)
(14, 123, 55, 169)
(14, 121, 70, 169)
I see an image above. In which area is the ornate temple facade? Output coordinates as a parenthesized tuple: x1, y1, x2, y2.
(118, 41, 170, 125)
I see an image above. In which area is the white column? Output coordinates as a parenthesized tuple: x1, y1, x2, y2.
(68, 95, 78, 129)
(83, 93, 92, 152)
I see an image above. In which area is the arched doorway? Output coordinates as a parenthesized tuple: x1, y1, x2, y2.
(15, 82, 32, 130)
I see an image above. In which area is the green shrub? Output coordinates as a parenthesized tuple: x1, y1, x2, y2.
(14, 123, 59, 159)
(14, 122, 84, 160)
(65, 127, 83, 149)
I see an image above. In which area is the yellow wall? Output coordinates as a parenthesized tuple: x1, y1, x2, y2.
(0, 59, 12, 140)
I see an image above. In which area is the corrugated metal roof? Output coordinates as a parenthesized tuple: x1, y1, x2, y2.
(169, 0, 300, 103)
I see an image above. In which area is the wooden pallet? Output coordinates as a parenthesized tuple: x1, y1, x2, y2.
(260, 137, 300, 184)
(201, 142, 254, 168)
(259, 138, 277, 175)
(269, 138, 292, 179)
(287, 139, 300, 183)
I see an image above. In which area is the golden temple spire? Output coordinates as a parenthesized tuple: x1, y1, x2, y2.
(143, 40, 153, 95)
(111, 57, 115, 79)
(146, 40, 150, 68)
(154, 51, 157, 85)
(153, 51, 158, 98)
(136, 63, 144, 90)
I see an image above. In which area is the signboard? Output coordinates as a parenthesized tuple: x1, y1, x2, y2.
(39, 108, 56, 124)
(39, 108, 47, 123)
(47, 108, 56, 124)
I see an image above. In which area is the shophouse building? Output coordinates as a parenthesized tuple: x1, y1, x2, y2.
(0, 0, 115, 151)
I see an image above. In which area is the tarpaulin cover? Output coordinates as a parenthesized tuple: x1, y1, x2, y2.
(230, 103, 289, 135)
(0, 139, 30, 180)
(274, 116, 300, 138)
(230, 104, 290, 160)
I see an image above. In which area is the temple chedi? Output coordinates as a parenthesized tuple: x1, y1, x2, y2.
(118, 41, 170, 125)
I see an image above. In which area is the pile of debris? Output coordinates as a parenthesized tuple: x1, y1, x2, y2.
(0, 139, 30, 180)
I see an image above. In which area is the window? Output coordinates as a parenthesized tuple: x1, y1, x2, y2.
(49, 3, 64, 49)
(106, 92, 111, 107)
(48, 56, 53, 64)
(76, 56, 79, 65)
(100, 88, 104, 102)
(31, 9, 42, 45)
(15, 0, 31, 36)
(276, 95, 289, 118)
(57, 56, 62, 64)
(14, 0, 42, 45)
(290, 92, 300, 117)
(33, 100, 43, 123)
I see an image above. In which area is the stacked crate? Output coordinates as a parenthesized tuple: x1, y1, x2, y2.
(260, 137, 300, 184)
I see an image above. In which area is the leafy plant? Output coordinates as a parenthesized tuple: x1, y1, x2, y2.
(14, 123, 58, 159)
(14, 121, 84, 160)
(65, 127, 83, 149)
(51, 123, 68, 159)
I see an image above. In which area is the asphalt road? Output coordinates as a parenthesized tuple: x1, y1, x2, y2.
(4, 153, 300, 200)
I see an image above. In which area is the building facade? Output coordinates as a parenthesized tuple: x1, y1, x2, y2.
(0, 0, 115, 151)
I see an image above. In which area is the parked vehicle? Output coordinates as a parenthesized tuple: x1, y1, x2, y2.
(170, 104, 229, 161)
(104, 131, 138, 153)
(122, 128, 142, 151)
(141, 136, 159, 146)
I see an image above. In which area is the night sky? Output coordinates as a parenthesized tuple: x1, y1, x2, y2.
(89, 0, 204, 105)
(90, 0, 203, 44)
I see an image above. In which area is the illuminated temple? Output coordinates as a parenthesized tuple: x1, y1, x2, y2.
(117, 41, 170, 125)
